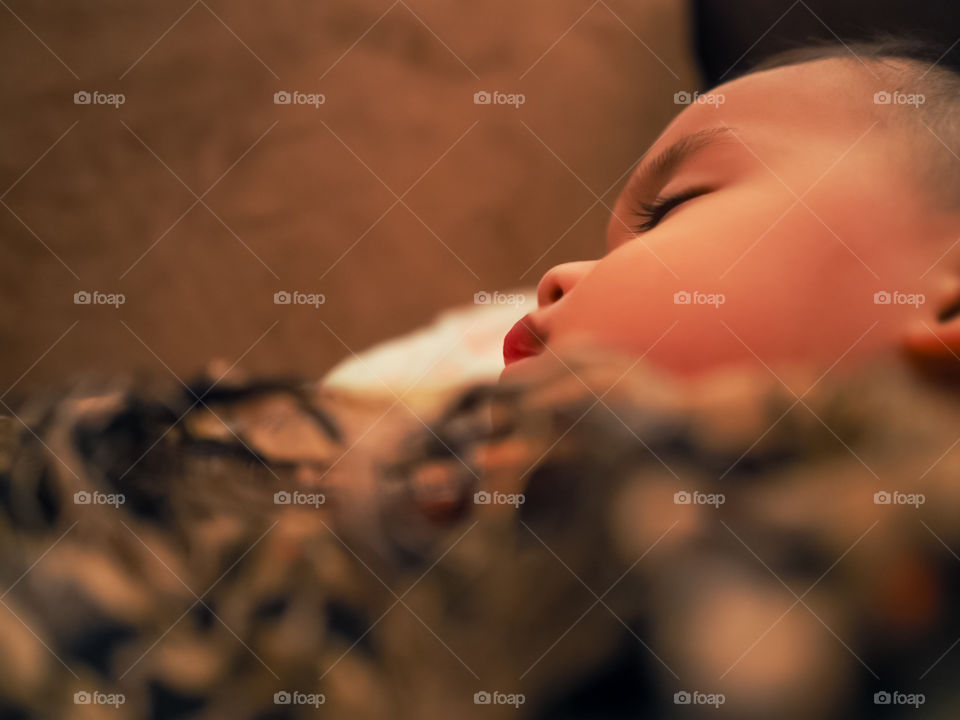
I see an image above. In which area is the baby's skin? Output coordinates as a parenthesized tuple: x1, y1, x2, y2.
(504, 57, 960, 384)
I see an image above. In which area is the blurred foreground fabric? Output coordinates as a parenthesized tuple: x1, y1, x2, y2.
(1, 353, 958, 718)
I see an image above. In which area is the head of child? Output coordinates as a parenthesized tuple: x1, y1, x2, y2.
(503, 40, 960, 386)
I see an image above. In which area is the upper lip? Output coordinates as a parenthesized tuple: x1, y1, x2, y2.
(503, 313, 546, 366)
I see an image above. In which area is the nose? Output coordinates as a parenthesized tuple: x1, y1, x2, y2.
(537, 260, 596, 308)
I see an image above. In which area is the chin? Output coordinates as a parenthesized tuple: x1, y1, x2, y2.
(498, 354, 546, 383)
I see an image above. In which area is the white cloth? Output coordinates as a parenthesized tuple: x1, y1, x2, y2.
(322, 290, 537, 395)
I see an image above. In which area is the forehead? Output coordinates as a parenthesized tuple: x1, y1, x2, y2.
(655, 58, 884, 154)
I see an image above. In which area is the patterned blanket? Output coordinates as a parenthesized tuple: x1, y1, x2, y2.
(1, 352, 957, 719)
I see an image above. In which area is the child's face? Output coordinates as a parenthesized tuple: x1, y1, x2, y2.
(506, 59, 960, 380)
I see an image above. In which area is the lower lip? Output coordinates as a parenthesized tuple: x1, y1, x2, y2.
(503, 317, 543, 366)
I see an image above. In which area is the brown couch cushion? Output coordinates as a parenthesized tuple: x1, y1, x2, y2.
(0, 0, 699, 390)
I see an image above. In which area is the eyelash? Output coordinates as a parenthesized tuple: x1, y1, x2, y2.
(630, 188, 707, 233)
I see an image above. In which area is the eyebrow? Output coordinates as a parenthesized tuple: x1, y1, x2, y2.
(631, 126, 735, 191)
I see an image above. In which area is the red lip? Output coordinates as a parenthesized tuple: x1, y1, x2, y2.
(503, 314, 545, 366)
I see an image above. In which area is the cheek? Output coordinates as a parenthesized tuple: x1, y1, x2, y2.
(548, 186, 918, 372)
(553, 188, 791, 354)
(546, 239, 731, 367)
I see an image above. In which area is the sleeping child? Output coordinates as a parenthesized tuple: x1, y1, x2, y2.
(504, 39, 960, 388)
(2, 38, 959, 720)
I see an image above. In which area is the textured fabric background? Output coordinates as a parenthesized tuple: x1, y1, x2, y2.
(0, 0, 699, 390)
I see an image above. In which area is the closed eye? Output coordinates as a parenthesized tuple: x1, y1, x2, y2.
(629, 187, 711, 233)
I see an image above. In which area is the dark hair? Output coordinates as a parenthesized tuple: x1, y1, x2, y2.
(737, 36, 960, 210)
(743, 35, 960, 77)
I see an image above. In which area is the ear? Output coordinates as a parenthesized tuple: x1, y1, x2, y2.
(902, 279, 960, 375)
